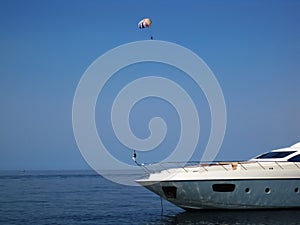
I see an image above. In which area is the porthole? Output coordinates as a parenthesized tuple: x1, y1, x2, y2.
(265, 187, 271, 194)
(212, 184, 235, 192)
(245, 188, 250, 193)
(295, 187, 299, 193)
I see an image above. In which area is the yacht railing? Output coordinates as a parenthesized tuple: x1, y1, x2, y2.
(139, 161, 300, 174)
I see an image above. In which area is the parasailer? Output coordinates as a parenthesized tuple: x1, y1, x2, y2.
(138, 18, 153, 39)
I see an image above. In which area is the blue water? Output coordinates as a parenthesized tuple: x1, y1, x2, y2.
(0, 170, 299, 225)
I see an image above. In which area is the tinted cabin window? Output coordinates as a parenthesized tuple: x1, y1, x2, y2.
(212, 184, 235, 192)
(256, 151, 296, 159)
(288, 155, 300, 162)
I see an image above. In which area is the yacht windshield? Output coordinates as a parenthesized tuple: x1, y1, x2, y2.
(288, 154, 300, 162)
(256, 151, 296, 159)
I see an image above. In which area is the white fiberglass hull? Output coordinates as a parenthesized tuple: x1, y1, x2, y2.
(136, 161, 300, 210)
(137, 178, 300, 210)
(137, 143, 300, 210)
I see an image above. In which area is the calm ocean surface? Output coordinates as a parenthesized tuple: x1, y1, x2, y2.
(0, 170, 299, 225)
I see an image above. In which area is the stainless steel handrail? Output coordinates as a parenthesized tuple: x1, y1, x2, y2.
(140, 161, 300, 174)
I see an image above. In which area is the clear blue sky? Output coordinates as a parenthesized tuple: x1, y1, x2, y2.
(0, 0, 299, 170)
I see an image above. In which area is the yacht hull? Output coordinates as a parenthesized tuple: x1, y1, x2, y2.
(137, 179, 300, 210)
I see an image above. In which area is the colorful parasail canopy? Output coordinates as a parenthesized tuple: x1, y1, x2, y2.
(138, 18, 152, 29)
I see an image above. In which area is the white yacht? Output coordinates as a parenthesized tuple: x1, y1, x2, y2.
(136, 142, 300, 210)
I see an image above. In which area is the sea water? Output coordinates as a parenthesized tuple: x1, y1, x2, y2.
(0, 170, 299, 225)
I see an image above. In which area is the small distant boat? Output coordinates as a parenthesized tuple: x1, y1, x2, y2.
(136, 142, 300, 210)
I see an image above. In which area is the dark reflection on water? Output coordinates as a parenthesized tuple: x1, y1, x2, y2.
(159, 209, 300, 225)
